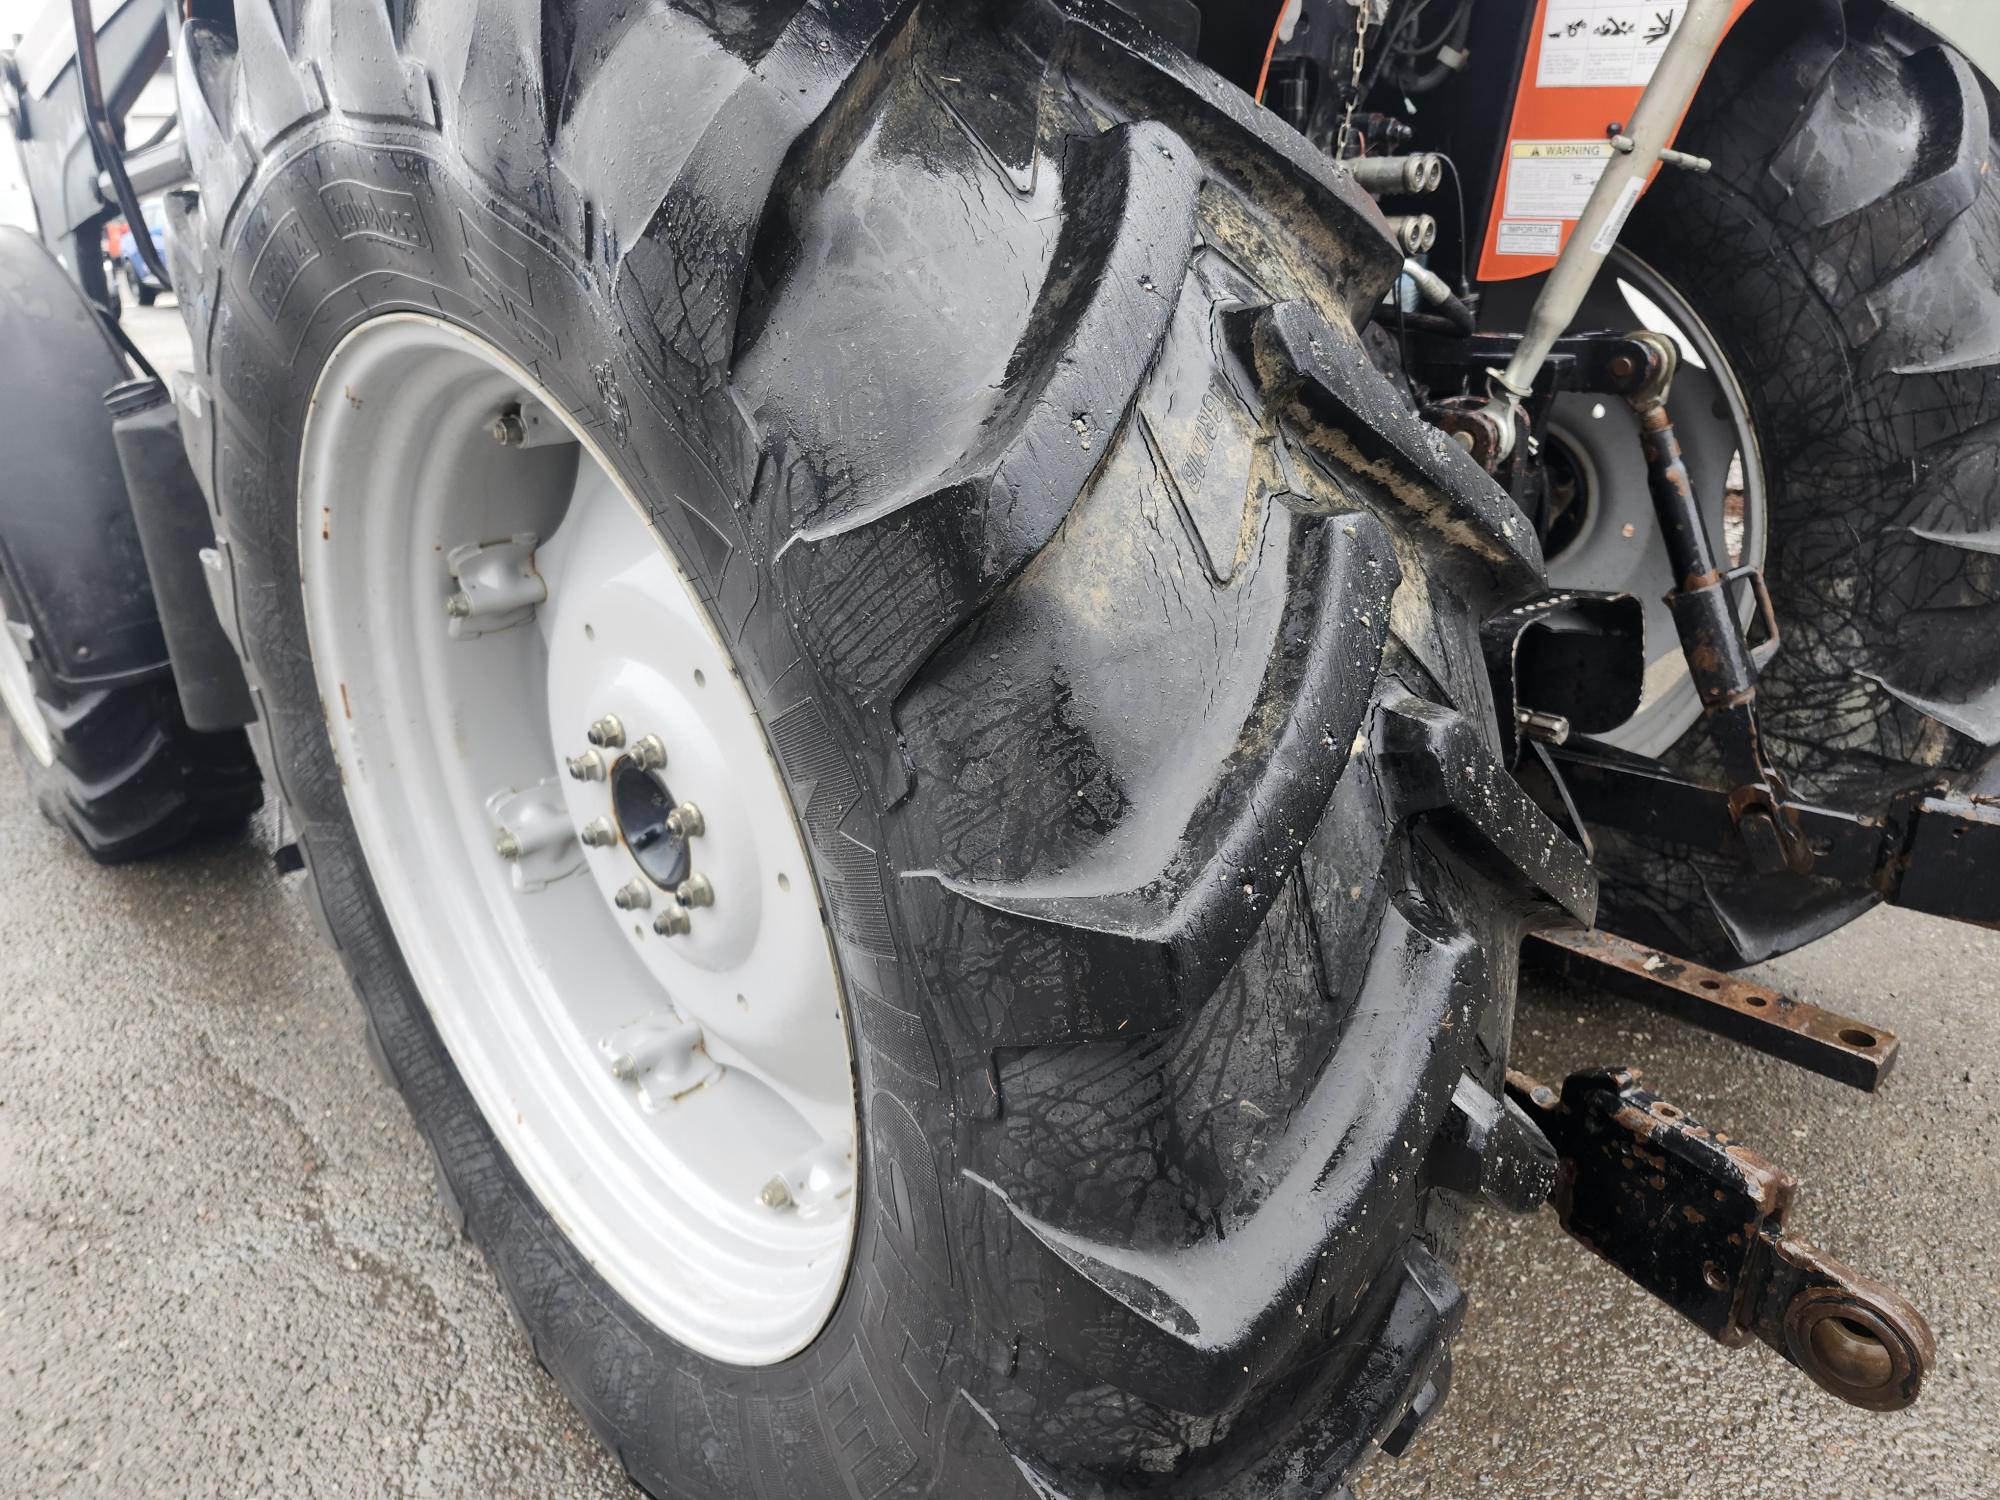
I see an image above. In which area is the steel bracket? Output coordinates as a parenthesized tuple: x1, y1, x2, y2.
(1524, 929, 1898, 1092)
(446, 533, 546, 638)
(1545, 745, 2000, 931)
(1507, 1066, 1934, 1411)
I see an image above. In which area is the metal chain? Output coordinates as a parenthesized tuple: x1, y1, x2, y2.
(1335, 1, 1374, 159)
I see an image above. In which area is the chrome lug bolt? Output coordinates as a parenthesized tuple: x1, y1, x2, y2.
(665, 802, 704, 838)
(586, 714, 625, 748)
(579, 817, 618, 848)
(493, 828, 522, 861)
(613, 879, 652, 911)
(759, 1176, 794, 1210)
(566, 749, 606, 781)
(651, 898, 692, 936)
(629, 733, 667, 772)
(675, 872, 714, 908)
(443, 591, 473, 619)
(489, 410, 526, 447)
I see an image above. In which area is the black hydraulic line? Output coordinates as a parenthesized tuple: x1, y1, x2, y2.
(69, 0, 172, 293)
(129, 110, 178, 152)
(94, 303, 161, 383)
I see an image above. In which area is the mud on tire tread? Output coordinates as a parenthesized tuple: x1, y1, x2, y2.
(172, 2, 1585, 1493)
(1592, 1, 2000, 967)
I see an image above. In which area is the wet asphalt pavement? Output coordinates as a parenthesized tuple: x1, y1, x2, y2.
(4, 308, 1995, 1498)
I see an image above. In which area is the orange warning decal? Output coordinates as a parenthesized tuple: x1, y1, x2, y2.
(1477, 0, 1755, 282)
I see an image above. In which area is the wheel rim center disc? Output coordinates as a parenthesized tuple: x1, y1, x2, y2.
(612, 759, 692, 889)
(297, 315, 858, 1365)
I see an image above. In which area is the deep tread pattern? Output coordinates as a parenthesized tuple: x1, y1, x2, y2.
(963, 893, 1480, 1417)
(169, 0, 1588, 1494)
(176, 24, 256, 233)
(913, 512, 1398, 1048)
(1593, 8, 2000, 965)
(779, 119, 1204, 740)
(5, 666, 260, 863)
(232, 0, 325, 151)
(313, 0, 431, 125)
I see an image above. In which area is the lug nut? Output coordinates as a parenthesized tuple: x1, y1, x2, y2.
(760, 1176, 794, 1210)
(566, 749, 605, 781)
(586, 714, 625, 748)
(444, 591, 473, 618)
(665, 802, 704, 838)
(613, 879, 652, 911)
(676, 873, 714, 908)
(579, 817, 618, 848)
(489, 410, 526, 447)
(629, 733, 667, 771)
(493, 828, 522, 860)
(652, 898, 691, 936)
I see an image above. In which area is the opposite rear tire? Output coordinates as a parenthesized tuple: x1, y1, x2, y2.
(1589, 3, 2000, 967)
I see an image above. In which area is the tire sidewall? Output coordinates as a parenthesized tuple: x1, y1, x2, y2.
(207, 124, 968, 1495)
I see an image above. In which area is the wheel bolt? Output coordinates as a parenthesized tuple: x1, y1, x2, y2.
(579, 817, 617, 848)
(493, 828, 522, 860)
(566, 749, 605, 781)
(586, 714, 625, 748)
(676, 873, 714, 908)
(629, 734, 667, 771)
(760, 1176, 794, 1210)
(444, 591, 473, 619)
(490, 410, 526, 447)
(652, 898, 691, 936)
(665, 802, 704, 838)
(613, 879, 652, 911)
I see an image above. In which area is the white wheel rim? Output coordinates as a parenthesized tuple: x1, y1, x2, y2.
(0, 613, 54, 767)
(298, 316, 859, 1364)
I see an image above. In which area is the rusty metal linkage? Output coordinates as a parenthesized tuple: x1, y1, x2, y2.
(1525, 929, 1899, 1092)
(1616, 332, 1801, 875)
(1549, 749, 2000, 930)
(1507, 1066, 1934, 1412)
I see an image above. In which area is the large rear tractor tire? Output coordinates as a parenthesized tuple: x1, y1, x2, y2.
(170, 2, 1588, 1493)
(1581, 4, 2000, 967)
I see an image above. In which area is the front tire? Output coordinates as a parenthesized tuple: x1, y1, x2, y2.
(171, 2, 1588, 1492)
(0, 227, 260, 861)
